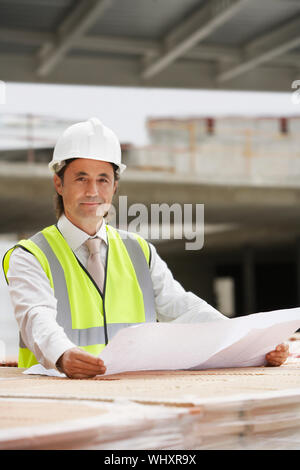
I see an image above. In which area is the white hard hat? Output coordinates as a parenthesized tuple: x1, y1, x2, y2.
(49, 117, 126, 175)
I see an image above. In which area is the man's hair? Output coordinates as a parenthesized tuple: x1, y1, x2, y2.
(53, 159, 120, 220)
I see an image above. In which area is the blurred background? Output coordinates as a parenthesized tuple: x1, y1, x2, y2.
(1, 0, 300, 359)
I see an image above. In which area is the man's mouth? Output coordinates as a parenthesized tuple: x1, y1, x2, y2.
(80, 202, 111, 216)
(81, 202, 101, 205)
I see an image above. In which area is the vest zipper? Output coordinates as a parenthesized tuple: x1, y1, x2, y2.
(102, 242, 109, 345)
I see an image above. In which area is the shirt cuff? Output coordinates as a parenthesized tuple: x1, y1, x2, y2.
(42, 337, 76, 370)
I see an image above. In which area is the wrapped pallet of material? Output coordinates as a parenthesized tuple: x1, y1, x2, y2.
(1, 347, 300, 449)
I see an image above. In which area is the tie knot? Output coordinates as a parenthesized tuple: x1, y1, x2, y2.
(86, 237, 101, 255)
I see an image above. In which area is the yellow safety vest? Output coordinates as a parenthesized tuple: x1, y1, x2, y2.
(3, 224, 156, 368)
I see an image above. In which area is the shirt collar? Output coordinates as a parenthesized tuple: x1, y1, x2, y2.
(57, 213, 108, 252)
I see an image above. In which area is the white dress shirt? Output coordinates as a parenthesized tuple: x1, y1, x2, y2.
(7, 214, 226, 369)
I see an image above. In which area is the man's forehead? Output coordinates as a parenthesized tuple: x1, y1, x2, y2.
(67, 158, 114, 174)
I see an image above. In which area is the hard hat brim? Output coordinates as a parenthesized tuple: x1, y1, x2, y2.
(49, 157, 126, 175)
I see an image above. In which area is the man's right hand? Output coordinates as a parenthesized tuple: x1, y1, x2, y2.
(56, 347, 106, 379)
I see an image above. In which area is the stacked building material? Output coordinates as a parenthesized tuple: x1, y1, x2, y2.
(0, 356, 300, 449)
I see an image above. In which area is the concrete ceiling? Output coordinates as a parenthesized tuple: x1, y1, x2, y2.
(0, 0, 299, 91)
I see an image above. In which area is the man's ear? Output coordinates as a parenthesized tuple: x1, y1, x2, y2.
(53, 174, 63, 195)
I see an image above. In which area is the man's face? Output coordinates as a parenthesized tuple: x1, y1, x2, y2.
(53, 158, 118, 230)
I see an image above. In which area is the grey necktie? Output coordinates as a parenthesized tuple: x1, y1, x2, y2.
(85, 237, 105, 292)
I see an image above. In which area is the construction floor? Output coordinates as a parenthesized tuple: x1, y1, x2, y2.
(1, 336, 300, 450)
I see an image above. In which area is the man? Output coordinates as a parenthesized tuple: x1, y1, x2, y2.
(3, 118, 289, 378)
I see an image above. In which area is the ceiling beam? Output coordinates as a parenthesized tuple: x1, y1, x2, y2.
(1, 27, 299, 69)
(0, 51, 295, 93)
(140, 0, 250, 80)
(80, 35, 244, 63)
(217, 15, 300, 83)
(36, 0, 113, 77)
(0, 27, 241, 61)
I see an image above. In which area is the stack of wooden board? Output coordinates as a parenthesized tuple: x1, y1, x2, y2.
(1, 357, 300, 449)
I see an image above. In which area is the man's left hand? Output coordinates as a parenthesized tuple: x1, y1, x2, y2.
(265, 343, 289, 366)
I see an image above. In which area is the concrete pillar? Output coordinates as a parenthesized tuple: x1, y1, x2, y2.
(243, 246, 256, 315)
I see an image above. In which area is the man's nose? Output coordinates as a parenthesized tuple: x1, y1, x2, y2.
(85, 180, 99, 197)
